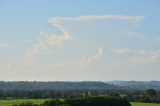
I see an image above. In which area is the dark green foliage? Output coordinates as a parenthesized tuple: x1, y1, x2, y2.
(65, 97, 131, 106)
(145, 89, 157, 97)
(0, 89, 121, 99)
(1, 81, 160, 103)
(123, 89, 160, 103)
(13, 97, 131, 106)
(41, 99, 62, 106)
(12, 102, 38, 106)
(109, 81, 160, 90)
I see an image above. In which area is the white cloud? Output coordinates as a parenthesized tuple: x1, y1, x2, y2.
(113, 48, 131, 54)
(23, 14, 145, 67)
(81, 47, 104, 65)
(127, 32, 145, 38)
(111, 48, 160, 64)
(131, 50, 160, 64)
(48, 15, 144, 23)
(25, 15, 144, 61)
(21, 47, 104, 73)
(46, 47, 104, 70)
(25, 15, 141, 62)
(24, 22, 71, 61)
(48, 29, 71, 46)
(0, 42, 8, 48)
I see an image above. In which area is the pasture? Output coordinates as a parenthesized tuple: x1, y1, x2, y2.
(131, 102, 160, 106)
(0, 99, 160, 106)
(0, 99, 47, 106)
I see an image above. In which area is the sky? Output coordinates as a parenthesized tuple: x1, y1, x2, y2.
(0, 0, 160, 81)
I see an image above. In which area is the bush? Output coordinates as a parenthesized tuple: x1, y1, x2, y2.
(13, 97, 131, 106)
(40, 99, 63, 106)
(65, 96, 131, 106)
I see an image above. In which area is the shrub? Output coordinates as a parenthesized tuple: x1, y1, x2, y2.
(65, 96, 131, 106)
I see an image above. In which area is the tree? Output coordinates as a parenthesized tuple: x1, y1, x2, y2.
(145, 89, 157, 97)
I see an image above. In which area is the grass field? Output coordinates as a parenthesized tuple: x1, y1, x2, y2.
(131, 102, 160, 106)
(0, 99, 160, 106)
(0, 99, 47, 106)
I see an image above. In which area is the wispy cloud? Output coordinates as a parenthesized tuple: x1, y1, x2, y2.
(48, 15, 144, 23)
(127, 32, 145, 38)
(81, 47, 104, 65)
(49, 47, 104, 70)
(113, 48, 131, 54)
(20, 47, 104, 73)
(25, 15, 144, 61)
(112, 48, 160, 64)
(24, 22, 71, 61)
(131, 50, 160, 64)
(23, 15, 145, 65)
(0, 42, 8, 48)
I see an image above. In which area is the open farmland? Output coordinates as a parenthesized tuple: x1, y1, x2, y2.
(0, 99, 160, 106)
(0, 99, 47, 106)
(131, 102, 160, 106)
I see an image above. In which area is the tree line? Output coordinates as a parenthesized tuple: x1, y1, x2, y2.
(0, 88, 160, 103)
(0, 81, 160, 103)
(0, 89, 120, 99)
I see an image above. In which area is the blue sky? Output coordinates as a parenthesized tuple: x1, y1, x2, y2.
(0, 0, 160, 81)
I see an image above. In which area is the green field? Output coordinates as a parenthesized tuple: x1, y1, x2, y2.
(131, 102, 160, 106)
(0, 99, 47, 106)
(0, 99, 160, 106)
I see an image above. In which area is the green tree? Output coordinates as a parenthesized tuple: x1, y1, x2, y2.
(145, 89, 157, 97)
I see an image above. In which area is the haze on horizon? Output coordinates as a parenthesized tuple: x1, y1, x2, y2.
(0, 0, 160, 81)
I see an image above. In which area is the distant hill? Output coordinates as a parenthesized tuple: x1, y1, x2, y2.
(1, 81, 160, 91)
(107, 81, 160, 90)
(0, 81, 116, 91)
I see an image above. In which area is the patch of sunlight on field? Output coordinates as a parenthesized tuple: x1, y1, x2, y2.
(131, 102, 160, 106)
(0, 99, 48, 106)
